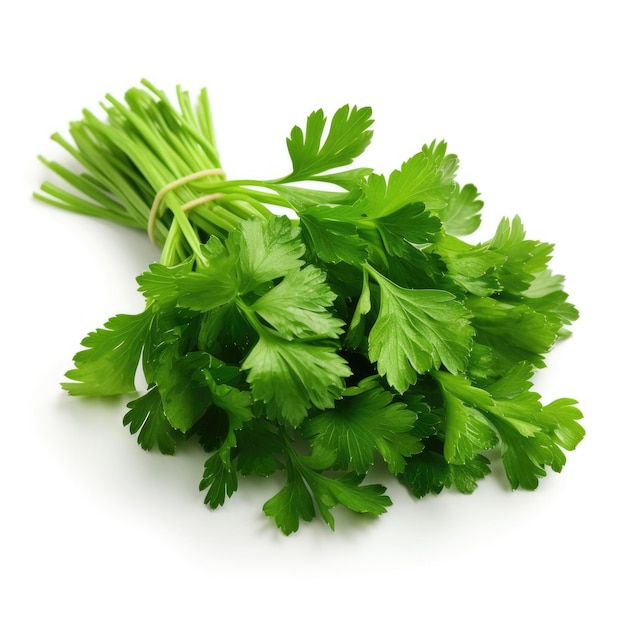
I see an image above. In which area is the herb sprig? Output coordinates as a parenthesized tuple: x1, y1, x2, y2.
(35, 80, 583, 534)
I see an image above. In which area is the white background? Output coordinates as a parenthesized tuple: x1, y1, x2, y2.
(2, 1, 624, 623)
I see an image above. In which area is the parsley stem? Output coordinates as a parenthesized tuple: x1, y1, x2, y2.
(33, 186, 139, 228)
(236, 298, 265, 336)
(217, 195, 271, 220)
(186, 180, 294, 211)
(160, 220, 183, 266)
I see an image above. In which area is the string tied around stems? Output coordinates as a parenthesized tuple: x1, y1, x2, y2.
(148, 168, 226, 245)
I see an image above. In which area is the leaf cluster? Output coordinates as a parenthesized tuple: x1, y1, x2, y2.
(37, 82, 584, 534)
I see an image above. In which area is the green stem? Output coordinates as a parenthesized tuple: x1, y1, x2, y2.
(160, 220, 182, 266)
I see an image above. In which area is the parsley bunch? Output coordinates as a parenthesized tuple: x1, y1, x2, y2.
(36, 80, 584, 534)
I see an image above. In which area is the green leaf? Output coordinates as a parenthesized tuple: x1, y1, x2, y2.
(435, 234, 505, 297)
(346, 268, 372, 349)
(303, 380, 423, 474)
(138, 239, 239, 315)
(299, 206, 368, 266)
(486, 216, 555, 296)
(175, 274, 238, 312)
(236, 420, 284, 477)
(141, 306, 200, 384)
(540, 398, 585, 452)
(401, 449, 450, 498)
(197, 370, 254, 508)
(200, 445, 238, 509)
(367, 266, 473, 392)
(264, 449, 391, 535)
(404, 392, 441, 438)
(440, 389, 499, 464)
(62, 309, 153, 396)
(123, 386, 182, 455)
(136, 258, 194, 307)
(305, 472, 391, 531)
(433, 371, 499, 464)
(175, 273, 238, 313)
(435, 183, 483, 236)
(487, 383, 583, 483)
(519, 270, 579, 333)
(263, 456, 316, 535)
(154, 350, 213, 432)
(251, 265, 344, 340)
(197, 303, 255, 362)
(372, 202, 442, 256)
(330, 200, 443, 260)
(447, 455, 492, 493)
(166, 239, 238, 312)
(242, 330, 351, 426)
(202, 368, 254, 430)
(402, 448, 492, 498)
(435, 364, 583, 491)
(467, 296, 559, 372)
(432, 367, 537, 488)
(358, 140, 457, 217)
(284, 105, 374, 181)
(234, 216, 305, 292)
(494, 423, 555, 490)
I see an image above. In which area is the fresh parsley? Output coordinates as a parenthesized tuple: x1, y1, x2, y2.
(35, 80, 584, 534)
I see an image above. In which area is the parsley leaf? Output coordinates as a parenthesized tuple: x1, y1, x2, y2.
(283, 105, 374, 182)
(439, 386, 499, 465)
(346, 267, 372, 350)
(434, 365, 585, 490)
(435, 234, 505, 297)
(250, 265, 344, 340)
(303, 380, 424, 474)
(367, 265, 474, 392)
(540, 398, 585, 454)
(448, 454, 492, 494)
(236, 420, 284, 478)
(154, 350, 214, 432)
(263, 440, 391, 534)
(242, 329, 351, 426)
(62, 309, 153, 396)
(486, 216, 555, 296)
(357, 140, 457, 217)
(467, 296, 560, 372)
(123, 386, 182, 455)
(371, 202, 442, 256)
(299, 206, 368, 266)
(436, 183, 483, 236)
(198, 370, 254, 508)
(402, 448, 492, 498)
(136, 258, 194, 307)
(234, 216, 305, 291)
